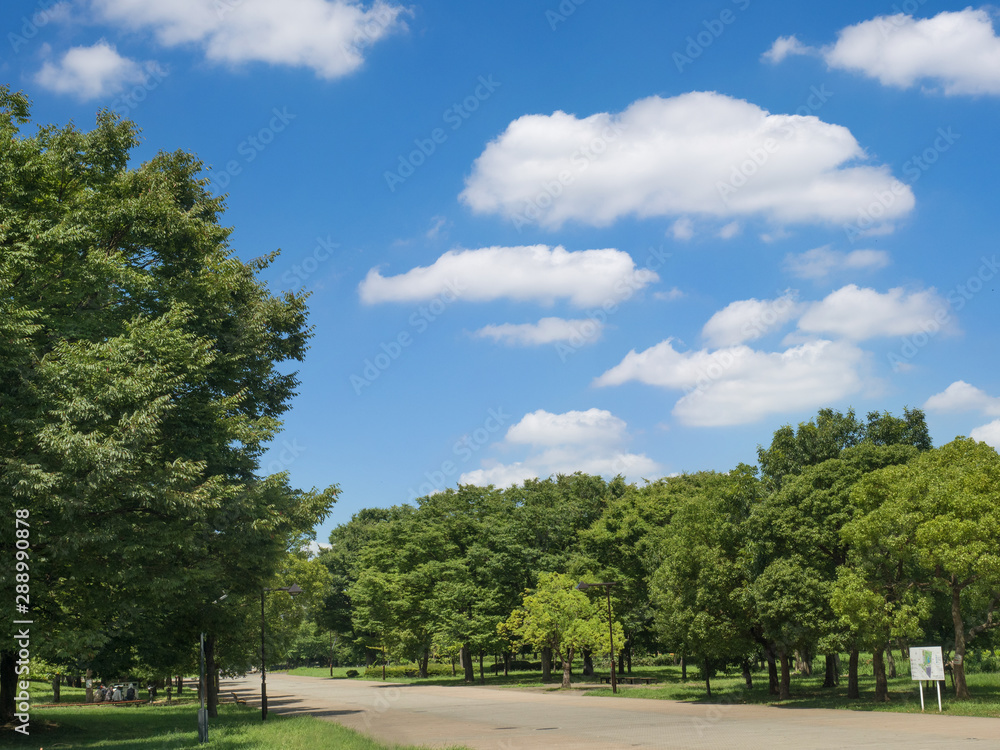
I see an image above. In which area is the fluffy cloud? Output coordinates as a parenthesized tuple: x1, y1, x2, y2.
(761, 34, 812, 64)
(91, 0, 408, 79)
(594, 338, 866, 427)
(784, 246, 890, 279)
(924, 381, 1000, 416)
(359, 245, 658, 307)
(774, 8, 1000, 96)
(34, 41, 151, 100)
(460, 91, 913, 230)
(701, 293, 800, 348)
(473, 317, 604, 347)
(797, 285, 952, 340)
(971, 420, 1000, 449)
(459, 409, 660, 486)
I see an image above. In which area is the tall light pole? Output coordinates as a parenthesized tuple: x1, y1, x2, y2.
(261, 584, 302, 720)
(576, 582, 619, 693)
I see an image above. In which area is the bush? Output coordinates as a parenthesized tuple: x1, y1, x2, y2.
(346, 669, 360, 678)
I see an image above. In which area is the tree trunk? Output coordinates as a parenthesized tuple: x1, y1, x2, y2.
(764, 644, 779, 696)
(618, 646, 625, 675)
(503, 651, 510, 677)
(885, 644, 897, 678)
(450, 655, 456, 676)
(951, 586, 972, 699)
(778, 647, 791, 700)
(681, 654, 687, 681)
(741, 658, 753, 690)
(52, 674, 61, 703)
(847, 649, 860, 699)
(177, 675, 184, 694)
(478, 651, 484, 684)
(822, 653, 839, 687)
(582, 649, 594, 676)
(419, 648, 429, 678)
(205, 634, 218, 717)
(541, 647, 552, 683)
(626, 638, 633, 674)
(872, 646, 889, 702)
(461, 644, 474, 682)
(795, 649, 812, 676)
(86, 668, 94, 703)
(704, 657, 712, 698)
(561, 648, 573, 688)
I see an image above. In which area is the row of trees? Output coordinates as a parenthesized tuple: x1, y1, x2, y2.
(0, 90, 337, 721)
(314, 407, 1000, 701)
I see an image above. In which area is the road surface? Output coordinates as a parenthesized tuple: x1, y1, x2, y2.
(223, 672, 1000, 749)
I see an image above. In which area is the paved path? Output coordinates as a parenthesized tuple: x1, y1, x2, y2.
(224, 673, 1000, 749)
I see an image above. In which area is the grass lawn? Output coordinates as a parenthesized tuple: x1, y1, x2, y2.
(286, 662, 1000, 718)
(22, 684, 468, 750)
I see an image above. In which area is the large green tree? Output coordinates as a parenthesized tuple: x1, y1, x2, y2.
(0, 89, 334, 720)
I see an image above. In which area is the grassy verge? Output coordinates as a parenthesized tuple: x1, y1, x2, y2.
(27, 701, 469, 749)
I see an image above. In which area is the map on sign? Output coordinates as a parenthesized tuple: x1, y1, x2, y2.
(909, 646, 945, 680)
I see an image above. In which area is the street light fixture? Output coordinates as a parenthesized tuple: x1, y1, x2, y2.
(261, 584, 302, 720)
(576, 581, 619, 693)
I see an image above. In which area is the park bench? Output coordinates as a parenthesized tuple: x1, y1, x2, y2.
(231, 691, 248, 705)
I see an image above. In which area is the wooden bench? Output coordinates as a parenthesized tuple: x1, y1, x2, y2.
(231, 692, 247, 705)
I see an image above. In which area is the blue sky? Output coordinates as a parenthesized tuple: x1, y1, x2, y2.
(4, 0, 1000, 543)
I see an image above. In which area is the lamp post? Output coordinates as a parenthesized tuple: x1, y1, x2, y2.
(576, 581, 619, 693)
(261, 584, 302, 720)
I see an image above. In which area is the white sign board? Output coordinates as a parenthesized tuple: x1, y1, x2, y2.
(910, 646, 945, 681)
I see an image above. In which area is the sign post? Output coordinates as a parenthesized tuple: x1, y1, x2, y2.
(909, 646, 945, 712)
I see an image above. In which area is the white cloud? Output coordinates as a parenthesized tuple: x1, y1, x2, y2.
(473, 317, 604, 347)
(459, 409, 661, 486)
(819, 8, 1000, 95)
(762, 34, 813, 64)
(718, 221, 742, 239)
(702, 293, 800, 348)
(91, 0, 409, 79)
(34, 41, 151, 100)
(654, 287, 685, 302)
(784, 246, 890, 279)
(594, 338, 866, 427)
(671, 217, 694, 240)
(797, 285, 952, 340)
(971, 419, 1000, 449)
(924, 381, 1000, 416)
(460, 91, 913, 230)
(359, 245, 658, 307)
(506, 408, 627, 447)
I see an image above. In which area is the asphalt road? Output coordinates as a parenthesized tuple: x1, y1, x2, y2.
(223, 673, 1000, 749)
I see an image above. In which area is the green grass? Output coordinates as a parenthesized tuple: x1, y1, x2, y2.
(22, 702, 469, 749)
